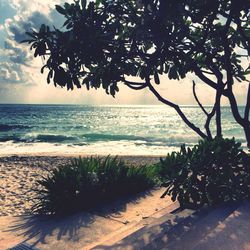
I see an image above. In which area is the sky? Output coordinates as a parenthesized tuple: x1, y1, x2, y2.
(0, 0, 248, 105)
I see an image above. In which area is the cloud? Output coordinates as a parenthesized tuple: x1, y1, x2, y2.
(3, 38, 32, 64)
(0, 0, 65, 85)
(8, 0, 63, 17)
(0, 62, 24, 83)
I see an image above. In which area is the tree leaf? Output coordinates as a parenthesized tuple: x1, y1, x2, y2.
(25, 32, 37, 39)
(39, 24, 46, 34)
(55, 5, 66, 15)
(154, 72, 160, 85)
(20, 39, 33, 44)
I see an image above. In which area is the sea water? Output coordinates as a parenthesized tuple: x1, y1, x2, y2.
(0, 104, 246, 155)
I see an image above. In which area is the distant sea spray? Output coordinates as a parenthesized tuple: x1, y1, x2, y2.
(0, 104, 246, 155)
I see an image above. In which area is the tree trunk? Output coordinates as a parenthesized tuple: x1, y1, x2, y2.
(215, 85, 223, 138)
(243, 124, 250, 149)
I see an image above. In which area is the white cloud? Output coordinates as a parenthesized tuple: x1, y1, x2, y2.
(9, 0, 62, 15)
(0, 0, 65, 85)
(0, 62, 23, 83)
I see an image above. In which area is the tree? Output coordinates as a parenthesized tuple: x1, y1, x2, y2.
(23, 0, 250, 146)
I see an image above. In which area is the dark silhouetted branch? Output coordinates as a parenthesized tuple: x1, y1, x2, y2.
(146, 77, 207, 139)
(245, 83, 250, 121)
(122, 79, 148, 90)
(192, 81, 208, 116)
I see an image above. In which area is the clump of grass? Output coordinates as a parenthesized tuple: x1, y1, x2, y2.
(32, 156, 158, 215)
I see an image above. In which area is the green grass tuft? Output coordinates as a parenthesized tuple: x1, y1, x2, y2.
(32, 156, 158, 215)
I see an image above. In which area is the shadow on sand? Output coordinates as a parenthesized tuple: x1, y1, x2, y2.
(95, 202, 250, 250)
(4, 189, 155, 248)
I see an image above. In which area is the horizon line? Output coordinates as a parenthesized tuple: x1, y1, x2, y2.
(0, 103, 238, 107)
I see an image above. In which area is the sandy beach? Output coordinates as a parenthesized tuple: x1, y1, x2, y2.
(0, 155, 161, 216)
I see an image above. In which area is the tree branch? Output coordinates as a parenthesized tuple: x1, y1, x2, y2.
(201, 70, 215, 75)
(123, 79, 147, 86)
(146, 77, 207, 139)
(122, 78, 148, 90)
(195, 67, 224, 89)
(245, 83, 250, 121)
(192, 81, 208, 116)
(228, 92, 245, 126)
(223, 7, 234, 89)
(221, 11, 245, 127)
(215, 85, 223, 137)
(124, 83, 147, 90)
(205, 106, 216, 140)
(193, 80, 223, 139)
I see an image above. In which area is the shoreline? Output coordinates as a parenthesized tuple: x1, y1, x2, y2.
(0, 153, 165, 157)
(0, 154, 161, 216)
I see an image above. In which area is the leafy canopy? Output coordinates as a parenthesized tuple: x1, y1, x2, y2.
(23, 0, 250, 96)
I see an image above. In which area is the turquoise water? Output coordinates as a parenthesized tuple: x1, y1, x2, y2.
(0, 104, 246, 155)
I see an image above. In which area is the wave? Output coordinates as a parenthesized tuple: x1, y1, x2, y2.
(0, 133, 78, 143)
(0, 133, 142, 143)
(0, 124, 31, 132)
(82, 133, 199, 145)
(0, 135, 22, 142)
(0, 132, 200, 146)
(83, 133, 146, 142)
(35, 134, 77, 143)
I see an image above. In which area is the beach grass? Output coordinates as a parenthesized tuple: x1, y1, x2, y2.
(31, 156, 159, 215)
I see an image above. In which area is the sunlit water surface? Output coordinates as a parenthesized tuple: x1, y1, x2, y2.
(0, 104, 246, 156)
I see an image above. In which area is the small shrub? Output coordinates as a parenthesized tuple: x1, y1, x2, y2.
(159, 137, 250, 208)
(32, 156, 158, 215)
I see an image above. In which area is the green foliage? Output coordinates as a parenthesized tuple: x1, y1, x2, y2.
(22, 0, 250, 94)
(32, 156, 158, 215)
(159, 138, 250, 208)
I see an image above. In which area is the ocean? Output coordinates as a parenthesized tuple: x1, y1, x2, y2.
(0, 104, 246, 156)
